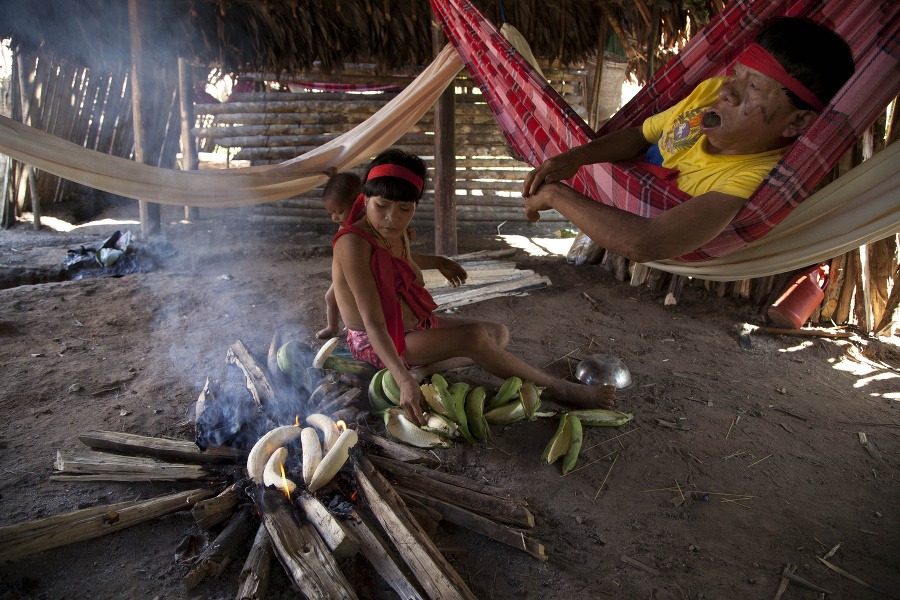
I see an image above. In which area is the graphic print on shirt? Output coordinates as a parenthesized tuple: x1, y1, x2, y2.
(659, 108, 705, 154)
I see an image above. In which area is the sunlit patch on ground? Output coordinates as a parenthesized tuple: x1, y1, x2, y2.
(19, 213, 140, 233)
(497, 234, 573, 257)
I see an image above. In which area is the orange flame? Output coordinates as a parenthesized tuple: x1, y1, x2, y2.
(294, 415, 300, 427)
(280, 464, 291, 499)
(336, 420, 347, 432)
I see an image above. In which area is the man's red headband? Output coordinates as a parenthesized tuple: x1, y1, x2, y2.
(736, 43, 825, 112)
(366, 164, 424, 194)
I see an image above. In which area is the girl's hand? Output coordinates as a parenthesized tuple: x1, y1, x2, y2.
(438, 259, 467, 288)
(399, 377, 427, 426)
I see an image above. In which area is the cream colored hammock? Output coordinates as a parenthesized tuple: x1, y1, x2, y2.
(0, 44, 897, 281)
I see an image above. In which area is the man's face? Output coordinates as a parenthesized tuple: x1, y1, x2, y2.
(700, 63, 811, 155)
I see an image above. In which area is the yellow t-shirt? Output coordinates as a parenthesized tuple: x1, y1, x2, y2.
(641, 77, 786, 199)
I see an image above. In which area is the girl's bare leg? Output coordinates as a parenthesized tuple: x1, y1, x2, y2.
(404, 321, 614, 409)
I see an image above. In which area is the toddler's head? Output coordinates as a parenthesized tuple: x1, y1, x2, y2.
(322, 172, 362, 226)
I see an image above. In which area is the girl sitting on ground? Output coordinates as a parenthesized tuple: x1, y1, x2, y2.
(332, 148, 615, 425)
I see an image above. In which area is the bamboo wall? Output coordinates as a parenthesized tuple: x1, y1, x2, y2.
(0, 50, 181, 227)
(1, 53, 136, 226)
(191, 65, 594, 228)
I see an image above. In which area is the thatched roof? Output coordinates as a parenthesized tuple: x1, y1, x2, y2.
(0, 0, 714, 80)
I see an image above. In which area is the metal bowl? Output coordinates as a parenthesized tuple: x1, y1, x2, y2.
(575, 354, 633, 389)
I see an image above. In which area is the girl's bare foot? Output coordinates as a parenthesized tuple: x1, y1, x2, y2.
(316, 326, 338, 339)
(549, 381, 616, 409)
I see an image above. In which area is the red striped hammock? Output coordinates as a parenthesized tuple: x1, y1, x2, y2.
(430, 0, 900, 261)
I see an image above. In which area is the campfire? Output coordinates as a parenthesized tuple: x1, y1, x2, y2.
(0, 333, 546, 599)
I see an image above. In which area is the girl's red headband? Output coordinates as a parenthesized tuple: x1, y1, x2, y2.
(366, 164, 424, 194)
(736, 43, 825, 112)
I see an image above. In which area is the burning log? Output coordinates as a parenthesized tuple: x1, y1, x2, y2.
(52, 449, 212, 482)
(400, 489, 548, 561)
(331, 406, 364, 425)
(0, 487, 220, 561)
(254, 487, 358, 599)
(308, 379, 348, 408)
(342, 508, 427, 600)
(317, 387, 361, 415)
(236, 524, 275, 600)
(295, 492, 359, 559)
(191, 482, 242, 531)
(357, 431, 441, 467)
(184, 505, 258, 590)
(227, 339, 298, 423)
(192, 376, 270, 451)
(368, 455, 535, 528)
(78, 430, 240, 464)
(352, 451, 479, 600)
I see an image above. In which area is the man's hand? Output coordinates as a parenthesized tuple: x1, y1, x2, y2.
(523, 183, 561, 222)
(437, 258, 467, 288)
(522, 154, 581, 197)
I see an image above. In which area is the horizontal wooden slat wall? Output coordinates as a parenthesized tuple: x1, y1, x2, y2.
(193, 66, 592, 228)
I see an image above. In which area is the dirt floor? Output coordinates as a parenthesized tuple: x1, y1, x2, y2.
(0, 202, 897, 600)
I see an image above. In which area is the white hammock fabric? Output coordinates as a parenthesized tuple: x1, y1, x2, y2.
(648, 142, 900, 281)
(0, 45, 463, 208)
(0, 42, 896, 280)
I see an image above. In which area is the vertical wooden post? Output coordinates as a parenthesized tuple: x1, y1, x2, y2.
(431, 19, 457, 256)
(15, 53, 40, 230)
(646, 2, 661, 78)
(128, 0, 161, 237)
(178, 57, 200, 221)
(587, 19, 609, 129)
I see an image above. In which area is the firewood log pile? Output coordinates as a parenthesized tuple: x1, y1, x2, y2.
(0, 333, 546, 599)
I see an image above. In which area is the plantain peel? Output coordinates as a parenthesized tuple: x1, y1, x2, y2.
(567, 409, 633, 427)
(383, 408, 452, 449)
(486, 376, 522, 411)
(542, 413, 572, 465)
(561, 416, 583, 475)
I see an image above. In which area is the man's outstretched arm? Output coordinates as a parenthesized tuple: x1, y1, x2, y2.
(525, 182, 746, 263)
(522, 127, 651, 197)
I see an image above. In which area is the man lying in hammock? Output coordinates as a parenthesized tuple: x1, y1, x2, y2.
(521, 17, 854, 263)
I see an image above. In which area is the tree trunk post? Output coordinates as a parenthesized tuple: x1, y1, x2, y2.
(178, 57, 200, 221)
(431, 19, 457, 256)
(15, 53, 40, 230)
(128, 0, 161, 237)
